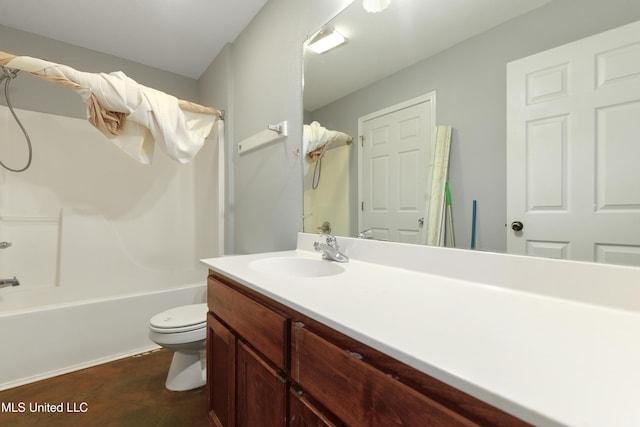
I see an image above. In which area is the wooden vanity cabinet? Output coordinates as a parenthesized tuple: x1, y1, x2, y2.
(207, 271, 530, 427)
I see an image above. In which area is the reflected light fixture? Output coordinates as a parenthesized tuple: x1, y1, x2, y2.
(307, 28, 346, 54)
(362, 0, 391, 13)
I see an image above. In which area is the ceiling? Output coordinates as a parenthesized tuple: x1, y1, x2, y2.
(0, 0, 268, 79)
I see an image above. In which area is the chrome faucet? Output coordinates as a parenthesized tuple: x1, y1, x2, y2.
(0, 276, 20, 288)
(314, 234, 349, 263)
(357, 228, 373, 239)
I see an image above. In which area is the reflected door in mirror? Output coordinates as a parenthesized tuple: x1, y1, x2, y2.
(360, 98, 432, 243)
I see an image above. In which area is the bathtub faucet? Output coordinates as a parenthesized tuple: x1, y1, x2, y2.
(0, 277, 20, 288)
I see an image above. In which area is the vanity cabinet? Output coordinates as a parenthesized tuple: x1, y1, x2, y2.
(207, 271, 530, 427)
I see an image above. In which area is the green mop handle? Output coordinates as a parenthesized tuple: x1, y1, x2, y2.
(445, 182, 455, 247)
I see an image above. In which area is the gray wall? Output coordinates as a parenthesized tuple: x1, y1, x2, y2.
(309, 0, 640, 253)
(195, 45, 233, 259)
(0, 24, 198, 118)
(198, 0, 352, 254)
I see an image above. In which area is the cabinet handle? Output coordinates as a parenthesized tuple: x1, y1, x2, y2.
(346, 350, 363, 360)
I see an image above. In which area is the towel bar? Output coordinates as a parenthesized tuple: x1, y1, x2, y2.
(238, 121, 288, 154)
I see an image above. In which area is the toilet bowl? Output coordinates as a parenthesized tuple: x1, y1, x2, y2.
(148, 303, 208, 391)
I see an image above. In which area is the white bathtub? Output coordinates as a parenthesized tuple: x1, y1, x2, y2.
(0, 282, 207, 390)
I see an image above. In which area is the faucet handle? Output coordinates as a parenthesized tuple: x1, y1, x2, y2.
(321, 234, 338, 247)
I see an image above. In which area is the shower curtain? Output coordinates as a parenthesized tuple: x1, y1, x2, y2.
(0, 51, 221, 164)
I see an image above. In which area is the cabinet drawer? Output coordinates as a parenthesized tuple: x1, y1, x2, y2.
(208, 277, 287, 369)
(291, 323, 476, 427)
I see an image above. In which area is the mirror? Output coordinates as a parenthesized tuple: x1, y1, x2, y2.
(302, 0, 640, 266)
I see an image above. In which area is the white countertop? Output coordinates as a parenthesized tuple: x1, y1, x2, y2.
(202, 233, 640, 427)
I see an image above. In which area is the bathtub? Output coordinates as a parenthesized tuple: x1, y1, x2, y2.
(0, 282, 207, 390)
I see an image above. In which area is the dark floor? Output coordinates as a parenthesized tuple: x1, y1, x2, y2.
(0, 349, 208, 427)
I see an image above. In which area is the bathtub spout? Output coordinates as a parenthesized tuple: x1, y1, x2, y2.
(0, 277, 20, 288)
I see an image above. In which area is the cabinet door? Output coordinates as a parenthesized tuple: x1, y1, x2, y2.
(237, 341, 287, 427)
(207, 314, 236, 427)
(290, 389, 342, 427)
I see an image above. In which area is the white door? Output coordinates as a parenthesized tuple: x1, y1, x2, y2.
(359, 94, 434, 243)
(507, 20, 640, 266)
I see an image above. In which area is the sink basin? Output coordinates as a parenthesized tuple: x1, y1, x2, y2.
(249, 257, 345, 278)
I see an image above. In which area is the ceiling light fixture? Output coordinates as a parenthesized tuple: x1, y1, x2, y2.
(307, 28, 346, 54)
(362, 0, 391, 13)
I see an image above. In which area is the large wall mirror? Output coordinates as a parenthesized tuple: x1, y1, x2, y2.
(302, 0, 640, 267)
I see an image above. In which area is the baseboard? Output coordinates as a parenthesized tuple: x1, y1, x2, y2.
(0, 344, 161, 391)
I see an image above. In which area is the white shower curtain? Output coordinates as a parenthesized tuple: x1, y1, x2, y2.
(0, 50, 222, 164)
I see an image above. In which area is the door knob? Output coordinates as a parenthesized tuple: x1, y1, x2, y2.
(511, 221, 524, 231)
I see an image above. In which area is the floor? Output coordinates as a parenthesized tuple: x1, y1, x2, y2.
(0, 349, 208, 427)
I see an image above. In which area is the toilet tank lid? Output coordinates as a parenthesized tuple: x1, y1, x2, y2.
(150, 303, 208, 329)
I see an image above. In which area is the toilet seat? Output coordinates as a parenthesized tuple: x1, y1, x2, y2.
(149, 303, 208, 334)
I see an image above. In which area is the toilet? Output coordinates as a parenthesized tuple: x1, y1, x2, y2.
(148, 303, 208, 391)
